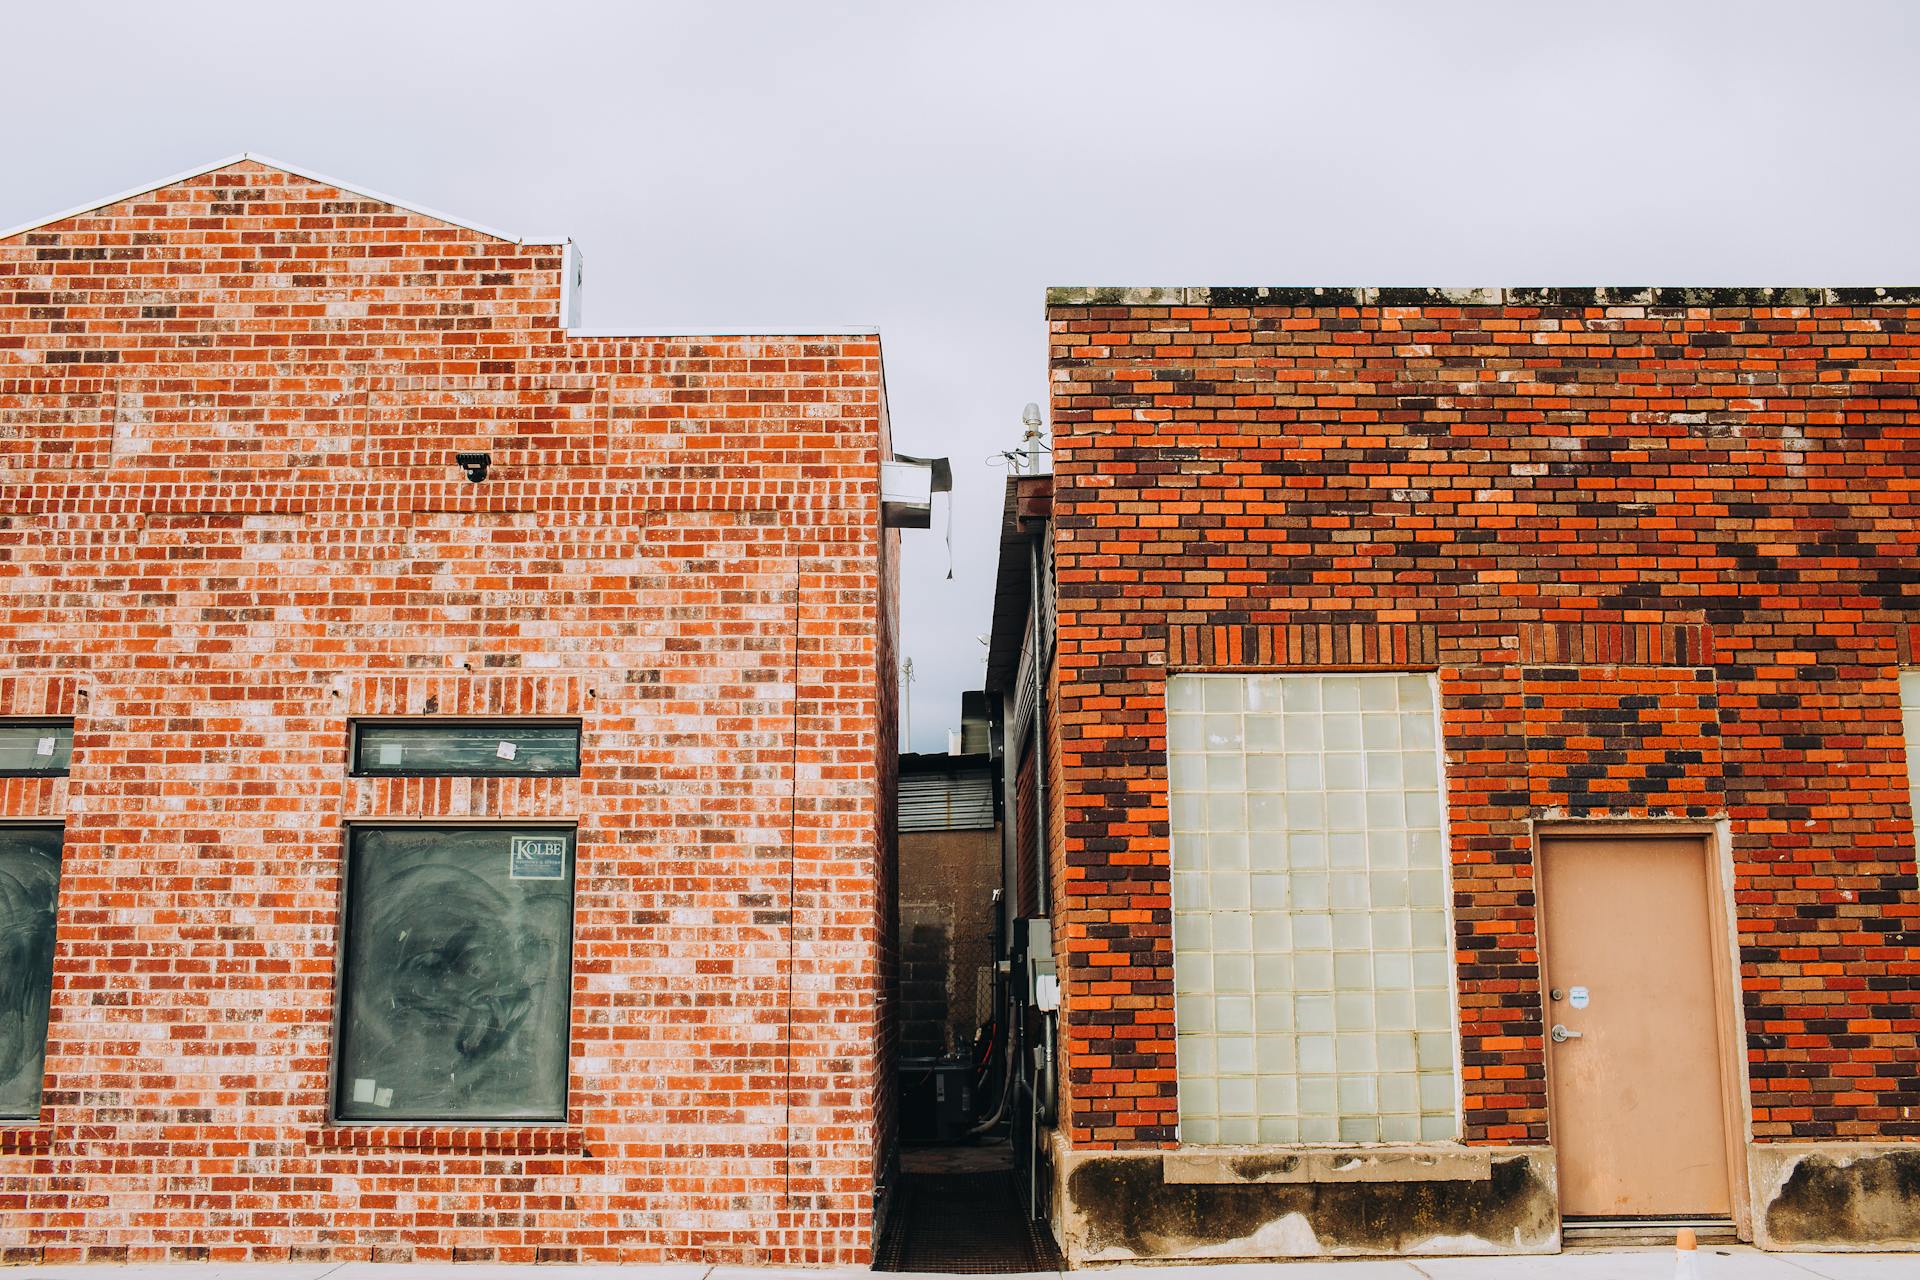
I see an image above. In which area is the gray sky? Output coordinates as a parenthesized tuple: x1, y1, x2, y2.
(7, 1, 1919, 751)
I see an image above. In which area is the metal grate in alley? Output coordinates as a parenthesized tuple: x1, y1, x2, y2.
(874, 1145, 1063, 1274)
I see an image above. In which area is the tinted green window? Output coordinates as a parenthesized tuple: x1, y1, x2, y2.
(0, 723, 72, 777)
(351, 723, 580, 777)
(335, 826, 574, 1122)
(0, 826, 62, 1119)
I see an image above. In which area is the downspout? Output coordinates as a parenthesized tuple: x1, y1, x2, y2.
(1029, 536, 1050, 917)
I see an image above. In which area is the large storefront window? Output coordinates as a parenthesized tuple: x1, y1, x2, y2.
(0, 826, 62, 1119)
(1167, 673, 1458, 1144)
(335, 826, 575, 1122)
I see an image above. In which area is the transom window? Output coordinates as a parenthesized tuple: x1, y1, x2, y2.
(350, 721, 581, 777)
(0, 722, 73, 778)
(334, 825, 576, 1122)
(1166, 672, 1459, 1145)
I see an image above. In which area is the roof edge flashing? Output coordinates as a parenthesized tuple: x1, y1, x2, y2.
(565, 326, 881, 338)
(0, 152, 564, 245)
(2, 155, 885, 342)
(1046, 285, 1920, 308)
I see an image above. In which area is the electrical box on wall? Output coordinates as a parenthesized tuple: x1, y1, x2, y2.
(1016, 916, 1057, 1010)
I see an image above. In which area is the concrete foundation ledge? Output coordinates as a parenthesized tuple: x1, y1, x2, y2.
(1750, 1141, 1920, 1251)
(1050, 1134, 1558, 1265)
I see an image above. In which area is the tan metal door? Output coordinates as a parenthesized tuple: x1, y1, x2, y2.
(1539, 835, 1734, 1217)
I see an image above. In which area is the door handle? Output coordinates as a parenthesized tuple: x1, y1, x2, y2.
(1550, 1023, 1582, 1043)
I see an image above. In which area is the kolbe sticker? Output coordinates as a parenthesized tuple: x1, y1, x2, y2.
(509, 834, 569, 880)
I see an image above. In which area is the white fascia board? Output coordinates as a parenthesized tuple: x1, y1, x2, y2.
(1, 152, 248, 240)
(1, 153, 879, 342)
(0, 151, 562, 245)
(565, 325, 881, 337)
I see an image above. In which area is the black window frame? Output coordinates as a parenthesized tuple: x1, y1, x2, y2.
(330, 821, 578, 1125)
(0, 822, 64, 1121)
(0, 719, 75, 779)
(347, 718, 583, 779)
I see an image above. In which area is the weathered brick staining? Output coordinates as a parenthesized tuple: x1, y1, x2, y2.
(0, 160, 895, 1264)
(1045, 288, 1919, 1243)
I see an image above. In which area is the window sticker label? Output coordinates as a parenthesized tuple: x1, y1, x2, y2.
(35, 737, 55, 757)
(509, 834, 568, 880)
(496, 740, 518, 761)
(378, 741, 404, 766)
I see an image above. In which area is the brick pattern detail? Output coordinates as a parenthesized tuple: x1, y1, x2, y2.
(1522, 664, 1724, 813)
(1898, 623, 1920, 666)
(0, 161, 895, 1264)
(1048, 297, 1920, 1150)
(0, 1131, 52, 1156)
(304, 1127, 587, 1155)
(1515, 621, 1716, 666)
(1167, 622, 1440, 668)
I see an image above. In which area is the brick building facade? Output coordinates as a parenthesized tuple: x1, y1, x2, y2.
(1027, 287, 1920, 1260)
(0, 158, 898, 1264)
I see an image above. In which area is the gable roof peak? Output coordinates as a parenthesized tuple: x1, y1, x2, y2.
(0, 151, 566, 245)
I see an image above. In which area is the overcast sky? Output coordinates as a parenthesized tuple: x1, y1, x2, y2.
(6, 2, 1918, 751)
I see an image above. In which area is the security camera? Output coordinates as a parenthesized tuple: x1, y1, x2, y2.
(455, 452, 492, 483)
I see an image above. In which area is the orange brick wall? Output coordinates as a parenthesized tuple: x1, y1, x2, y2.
(0, 160, 895, 1264)
(1046, 289, 1920, 1150)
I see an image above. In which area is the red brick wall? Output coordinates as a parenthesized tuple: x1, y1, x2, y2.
(1046, 288, 1920, 1150)
(0, 160, 893, 1264)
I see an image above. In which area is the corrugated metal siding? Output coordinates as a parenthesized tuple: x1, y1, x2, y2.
(899, 767, 996, 831)
(1011, 623, 1035, 748)
(1040, 524, 1056, 654)
(1014, 747, 1039, 917)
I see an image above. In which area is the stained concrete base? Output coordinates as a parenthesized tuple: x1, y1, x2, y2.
(1749, 1143, 1920, 1252)
(9, 1252, 1920, 1278)
(1049, 1135, 1559, 1264)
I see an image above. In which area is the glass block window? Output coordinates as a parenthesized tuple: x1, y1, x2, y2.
(1167, 673, 1459, 1145)
(335, 826, 575, 1121)
(1902, 671, 1920, 829)
(0, 722, 73, 777)
(0, 826, 63, 1119)
(351, 722, 580, 777)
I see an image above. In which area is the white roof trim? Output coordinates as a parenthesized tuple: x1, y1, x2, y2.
(0, 151, 564, 244)
(567, 326, 881, 337)
(0, 154, 880, 339)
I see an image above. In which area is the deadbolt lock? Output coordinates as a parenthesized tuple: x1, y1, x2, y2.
(1549, 987, 1564, 1002)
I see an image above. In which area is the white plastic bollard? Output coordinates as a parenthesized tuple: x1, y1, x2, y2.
(1674, 1227, 1699, 1280)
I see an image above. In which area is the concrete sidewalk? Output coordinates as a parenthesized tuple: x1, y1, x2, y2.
(8, 1251, 1920, 1280)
